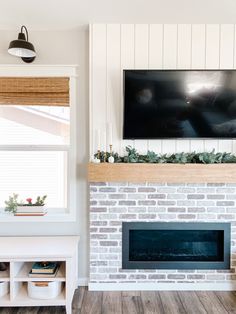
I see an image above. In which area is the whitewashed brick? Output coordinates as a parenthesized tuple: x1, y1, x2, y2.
(168, 207, 186, 212)
(128, 194, 146, 200)
(138, 187, 156, 193)
(178, 214, 196, 220)
(188, 207, 205, 213)
(167, 194, 186, 199)
(128, 207, 146, 213)
(99, 187, 117, 192)
(177, 200, 195, 206)
(109, 194, 127, 199)
(158, 214, 176, 220)
(197, 214, 216, 220)
(119, 187, 136, 193)
(148, 207, 166, 213)
(197, 201, 215, 206)
(90, 182, 236, 286)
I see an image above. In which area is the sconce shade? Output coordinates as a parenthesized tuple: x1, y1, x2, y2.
(8, 26, 36, 62)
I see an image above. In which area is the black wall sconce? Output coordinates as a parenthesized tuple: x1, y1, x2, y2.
(8, 25, 36, 63)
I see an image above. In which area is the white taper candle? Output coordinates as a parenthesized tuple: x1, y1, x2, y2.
(95, 129, 101, 152)
(107, 123, 113, 146)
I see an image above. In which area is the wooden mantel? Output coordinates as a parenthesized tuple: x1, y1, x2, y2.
(88, 163, 236, 183)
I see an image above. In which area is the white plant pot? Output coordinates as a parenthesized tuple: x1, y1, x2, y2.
(16, 206, 45, 212)
(0, 282, 9, 297)
(28, 281, 62, 300)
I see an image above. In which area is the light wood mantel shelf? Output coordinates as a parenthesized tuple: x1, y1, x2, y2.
(88, 163, 236, 183)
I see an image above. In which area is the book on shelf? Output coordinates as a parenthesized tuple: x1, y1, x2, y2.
(29, 265, 59, 278)
(31, 262, 59, 274)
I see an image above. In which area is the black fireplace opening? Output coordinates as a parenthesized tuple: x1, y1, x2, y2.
(122, 222, 230, 270)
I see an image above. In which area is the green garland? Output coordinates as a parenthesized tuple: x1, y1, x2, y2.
(94, 146, 236, 164)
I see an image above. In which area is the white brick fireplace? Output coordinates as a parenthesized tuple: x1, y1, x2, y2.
(89, 182, 236, 291)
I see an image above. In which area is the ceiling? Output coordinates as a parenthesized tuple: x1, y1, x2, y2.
(1, 0, 236, 30)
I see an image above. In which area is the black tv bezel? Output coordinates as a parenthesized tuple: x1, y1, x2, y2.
(122, 69, 236, 140)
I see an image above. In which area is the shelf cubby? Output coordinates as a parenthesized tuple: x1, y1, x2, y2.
(0, 263, 10, 282)
(14, 262, 66, 282)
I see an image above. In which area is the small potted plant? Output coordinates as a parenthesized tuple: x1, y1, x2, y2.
(16, 195, 47, 212)
(5, 194, 47, 214)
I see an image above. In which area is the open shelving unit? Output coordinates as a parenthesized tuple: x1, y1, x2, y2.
(0, 236, 79, 314)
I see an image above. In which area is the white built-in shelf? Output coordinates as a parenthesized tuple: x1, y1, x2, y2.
(0, 236, 79, 314)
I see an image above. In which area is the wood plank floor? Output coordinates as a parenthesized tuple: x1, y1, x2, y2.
(1, 288, 236, 313)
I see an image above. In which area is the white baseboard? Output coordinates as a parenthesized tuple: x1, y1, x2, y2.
(78, 277, 88, 286)
(89, 282, 236, 291)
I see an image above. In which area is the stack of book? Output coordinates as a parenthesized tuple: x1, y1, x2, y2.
(14, 206, 47, 216)
(29, 262, 60, 278)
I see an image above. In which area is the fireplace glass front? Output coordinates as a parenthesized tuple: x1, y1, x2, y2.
(122, 222, 230, 269)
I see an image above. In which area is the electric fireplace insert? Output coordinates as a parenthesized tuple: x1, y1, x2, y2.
(122, 222, 230, 269)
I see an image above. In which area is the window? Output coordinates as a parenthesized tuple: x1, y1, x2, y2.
(0, 75, 76, 218)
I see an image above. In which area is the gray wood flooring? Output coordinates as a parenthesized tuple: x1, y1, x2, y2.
(1, 288, 236, 313)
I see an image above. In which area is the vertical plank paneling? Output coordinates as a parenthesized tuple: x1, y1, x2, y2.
(121, 24, 135, 153)
(134, 24, 149, 154)
(134, 24, 149, 69)
(163, 24, 178, 70)
(205, 24, 220, 152)
(149, 24, 163, 69)
(218, 24, 234, 153)
(90, 23, 236, 157)
(106, 24, 121, 154)
(233, 25, 236, 154)
(148, 24, 163, 154)
(190, 24, 206, 152)
(91, 24, 107, 154)
(220, 24, 234, 69)
(162, 24, 178, 153)
(177, 24, 192, 69)
(176, 24, 192, 153)
(206, 24, 220, 69)
(192, 24, 206, 69)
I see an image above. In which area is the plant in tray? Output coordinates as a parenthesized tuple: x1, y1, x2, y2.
(4, 194, 47, 214)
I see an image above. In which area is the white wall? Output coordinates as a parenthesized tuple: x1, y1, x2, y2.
(1, 23, 236, 284)
(0, 27, 89, 283)
(90, 24, 236, 156)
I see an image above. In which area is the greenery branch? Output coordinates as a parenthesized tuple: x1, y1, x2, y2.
(94, 146, 236, 164)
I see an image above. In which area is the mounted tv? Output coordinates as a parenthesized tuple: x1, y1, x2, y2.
(123, 70, 236, 139)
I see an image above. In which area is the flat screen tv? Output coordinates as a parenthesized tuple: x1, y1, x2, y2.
(123, 70, 236, 139)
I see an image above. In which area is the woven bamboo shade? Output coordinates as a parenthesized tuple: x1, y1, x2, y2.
(0, 77, 70, 106)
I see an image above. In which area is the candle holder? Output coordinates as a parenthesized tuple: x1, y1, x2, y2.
(92, 150, 101, 163)
(109, 144, 113, 156)
(108, 144, 114, 163)
(103, 152, 107, 163)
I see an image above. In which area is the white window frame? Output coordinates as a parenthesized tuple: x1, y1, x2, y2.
(0, 65, 78, 222)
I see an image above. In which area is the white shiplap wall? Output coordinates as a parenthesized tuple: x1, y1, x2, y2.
(90, 24, 236, 156)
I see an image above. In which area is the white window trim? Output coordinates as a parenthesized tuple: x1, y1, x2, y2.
(0, 65, 78, 222)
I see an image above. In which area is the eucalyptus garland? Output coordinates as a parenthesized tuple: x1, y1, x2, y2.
(94, 146, 236, 164)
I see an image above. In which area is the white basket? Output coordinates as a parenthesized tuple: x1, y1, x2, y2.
(0, 282, 9, 297)
(27, 281, 62, 300)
